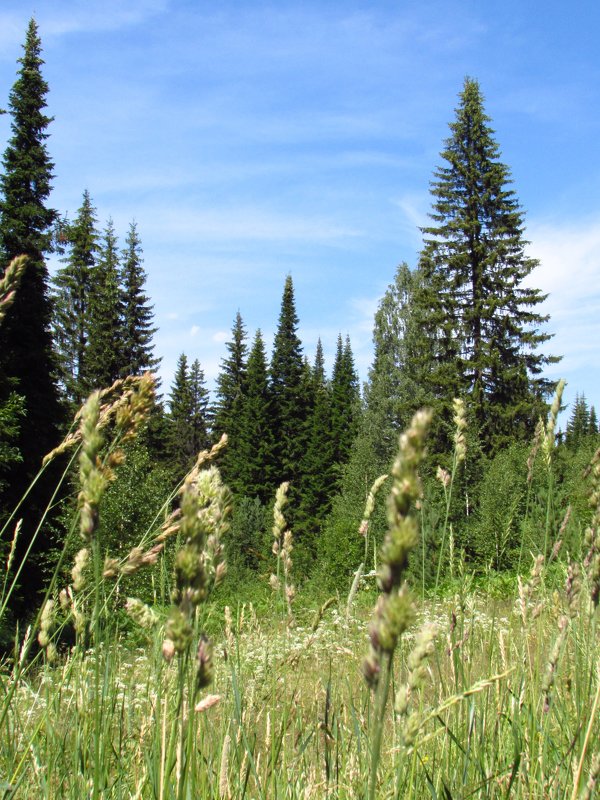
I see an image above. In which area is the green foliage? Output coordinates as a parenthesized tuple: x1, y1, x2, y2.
(466, 442, 529, 570)
(166, 353, 210, 478)
(235, 329, 274, 502)
(86, 219, 124, 390)
(0, 390, 24, 497)
(330, 334, 361, 468)
(269, 275, 306, 489)
(565, 393, 598, 449)
(298, 340, 336, 532)
(0, 18, 62, 480)
(52, 190, 99, 406)
(92, 441, 173, 603)
(414, 77, 557, 456)
(225, 495, 270, 573)
(212, 312, 248, 490)
(362, 264, 424, 467)
(319, 435, 389, 589)
(120, 221, 159, 377)
(0, 19, 63, 600)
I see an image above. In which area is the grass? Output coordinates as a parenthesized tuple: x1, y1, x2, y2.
(1, 379, 599, 798)
(2, 579, 598, 798)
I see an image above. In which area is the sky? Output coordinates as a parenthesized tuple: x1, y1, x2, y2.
(0, 0, 598, 425)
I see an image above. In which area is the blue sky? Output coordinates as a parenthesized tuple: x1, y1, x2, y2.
(0, 0, 598, 424)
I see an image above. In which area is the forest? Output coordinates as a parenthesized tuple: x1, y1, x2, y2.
(1, 19, 599, 800)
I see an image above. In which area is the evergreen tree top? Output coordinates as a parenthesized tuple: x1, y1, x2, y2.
(271, 274, 303, 389)
(0, 17, 56, 264)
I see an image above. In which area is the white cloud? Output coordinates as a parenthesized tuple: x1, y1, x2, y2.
(147, 206, 363, 244)
(526, 216, 600, 376)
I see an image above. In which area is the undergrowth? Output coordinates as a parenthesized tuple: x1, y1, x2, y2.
(0, 373, 599, 799)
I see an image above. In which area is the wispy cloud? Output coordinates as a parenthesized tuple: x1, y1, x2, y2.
(146, 206, 363, 244)
(527, 216, 600, 376)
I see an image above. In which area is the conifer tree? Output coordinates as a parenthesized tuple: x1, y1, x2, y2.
(212, 312, 248, 486)
(120, 221, 159, 377)
(213, 312, 248, 433)
(589, 406, 598, 437)
(188, 358, 210, 453)
(166, 353, 193, 473)
(415, 77, 557, 454)
(298, 340, 336, 532)
(0, 19, 62, 599)
(0, 18, 61, 493)
(566, 393, 590, 449)
(52, 190, 98, 405)
(85, 218, 124, 389)
(166, 354, 210, 475)
(269, 275, 306, 485)
(237, 329, 273, 501)
(330, 334, 361, 468)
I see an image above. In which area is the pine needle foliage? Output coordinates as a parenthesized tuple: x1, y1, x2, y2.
(0, 18, 62, 480)
(415, 77, 558, 455)
(120, 221, 159, 378)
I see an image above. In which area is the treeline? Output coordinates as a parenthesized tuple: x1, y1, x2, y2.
(166, 282, 360, 566)
(0, 22, 598, 609)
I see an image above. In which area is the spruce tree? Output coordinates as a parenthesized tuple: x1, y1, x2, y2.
(213, 311, 248, 434)
(415, 77, 557, 454)
(0, 19, 62, 599)
(0, 19, 61, 483)
(269, 275, 306, 486)
(566, 393, 590, 449)
(299, 340, 336, 532)
(166, 354, 210, 475)
(166, 353, 194, 474)
(589, 406, 598, 437)
(188, 359, 210, 454)
(212, 312, 248, 487)
(85, 218, 124, 390)
(120, 221, 159, 377)
(330, 334, 360, 468)
(237, 329, 273, 501)
(52, 190, 99, 405)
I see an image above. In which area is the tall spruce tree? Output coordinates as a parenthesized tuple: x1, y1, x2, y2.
(566, 393, 590, 449)
(52, 190, 99, 405)
(330, 334, 360, 468)
(415, 78, 556, 454)
(269, 275, 307, 493)
(166, 354, 210, 476)
(86, 218, 124, 389)
(212, 312, 248, 486)
(589, 406, 598, 437)
(213, 311, 248, 433)
(0, 19, 62, 600)
(166, 354, 192, 472)
(188, 359, 210, 453)
(298, 340, 335, 531)
(120, 221, 159, 377)
(237, 329, 274, 501)
(0, 19, 61, 483)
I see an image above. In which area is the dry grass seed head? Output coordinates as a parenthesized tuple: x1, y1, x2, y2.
(0, 255, 28, 324)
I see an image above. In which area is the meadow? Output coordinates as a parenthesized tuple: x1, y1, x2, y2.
(0, 378, 599, 799)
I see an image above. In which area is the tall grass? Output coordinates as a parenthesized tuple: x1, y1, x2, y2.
(1, 380, 599, 798)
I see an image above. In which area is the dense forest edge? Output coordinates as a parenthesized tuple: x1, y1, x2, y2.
(1, 19, 600, 799)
